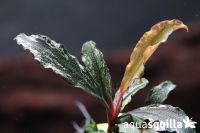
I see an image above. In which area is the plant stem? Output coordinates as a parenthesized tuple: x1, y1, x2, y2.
(106, 96, 114, 133)
(107, 91, 123, 133)
(107, 109, 114, 133)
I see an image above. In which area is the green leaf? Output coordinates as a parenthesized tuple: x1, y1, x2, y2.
(82, 41, 112, 103)
(14, 34, 103, 99)
(113, 78, 148, 112)
(121, 104, 196, 133)
(84, 122, 98, 133)
(80, 122, 107, 133)
(74, 121, 106, 133)
(145, 81, 176, 105)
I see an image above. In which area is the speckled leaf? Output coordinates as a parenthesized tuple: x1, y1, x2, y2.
(145, 81, 176, 105)
(122, 104, 196, 133)
(119, 19, 188, 93)
(113, 78, 148, 112)
(82, 41, 112, 102)
(14, 34, 102, 99)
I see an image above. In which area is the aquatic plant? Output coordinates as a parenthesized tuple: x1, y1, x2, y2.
(15, 19, 196, 133)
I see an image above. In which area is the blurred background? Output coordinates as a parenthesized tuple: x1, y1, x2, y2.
(0, 0, 200, 132)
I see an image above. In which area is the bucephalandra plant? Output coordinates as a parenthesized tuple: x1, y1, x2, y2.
(14, 19, 196, 133)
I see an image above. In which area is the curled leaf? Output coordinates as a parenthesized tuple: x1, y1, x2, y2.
(119, 19, 188, 93)
(114, 78, 149, 112)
